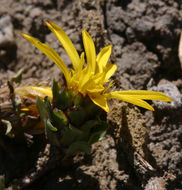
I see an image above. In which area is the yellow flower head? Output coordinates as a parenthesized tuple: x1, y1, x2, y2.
(21, 21, 172, 112)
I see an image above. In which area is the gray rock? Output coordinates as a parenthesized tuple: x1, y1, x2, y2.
(111, 33, 125, 47)
(115, 42, 160, 89)
(147, 80, 182, 180)
(133, 17, 154, 38)
(144, 177, 166, 190)
(0, 15, 16, 66)
(0, 15, 15, 47)
(149, 79, 182, 109)
(106, 7, 126, 34)
(29, 8, 42, 18)
(125, 27, 135, 42)
(106, 0, 182, 78)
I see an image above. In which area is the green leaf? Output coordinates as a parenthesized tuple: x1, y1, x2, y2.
(88, 130, 106, 145)
(45, 119, 59, 146)
(83, 96, 101, 118)
(56, 90, 74, 110)
(0, 176, 5, 190)
(81, 120, 107, 132)
(52, 79, 61, 103)
(80, 120, 99, 132)
(46, 119, 57, 132)
(61, 125, 83, 145)
(74, 94, 83, 106)
(67, 141, 91, 155)
(51, 109, 68, 130)
(36, 97, 49, 122)
(52, 81, 75, 110)
(68, 108, 86, 127)
(79, 120, 99, 140)
(44, 96, 53, 118)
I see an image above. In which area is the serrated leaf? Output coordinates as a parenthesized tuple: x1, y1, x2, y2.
(67, 141, 91, 155)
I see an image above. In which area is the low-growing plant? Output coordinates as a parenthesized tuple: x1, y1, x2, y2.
(0, 21, 172, 160)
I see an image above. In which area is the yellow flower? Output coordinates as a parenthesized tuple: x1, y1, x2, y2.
(20, 21, 172, 112)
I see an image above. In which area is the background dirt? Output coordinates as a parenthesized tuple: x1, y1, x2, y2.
(0, 0, 182, 189)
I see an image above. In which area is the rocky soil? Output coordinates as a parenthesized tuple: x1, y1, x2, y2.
(0, 0, 182, 189)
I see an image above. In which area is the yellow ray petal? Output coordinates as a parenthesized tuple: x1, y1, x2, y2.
(87, 84, 104, 94)
(89, 72, 105, 84)
(105, 92, 154, 111)
(78, 52, 85, 74)
(15, 86, 52, 99)
(80, 72, 105, 94)
(83, 63, 116, 89)
(77, 31, 97, 91)
(89, 94, 109, 112)
(82, 30, 96, 73)
(112, 90, 172, 102)
(45, 21, 80, 71)
(77, 68, 92, 93)
(96, 45, 112, 73)
(70, 52, 85, 85)
(84, 62, 116, 87)
(104, 63, 117, 82)
(21, 33, 71, 85)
